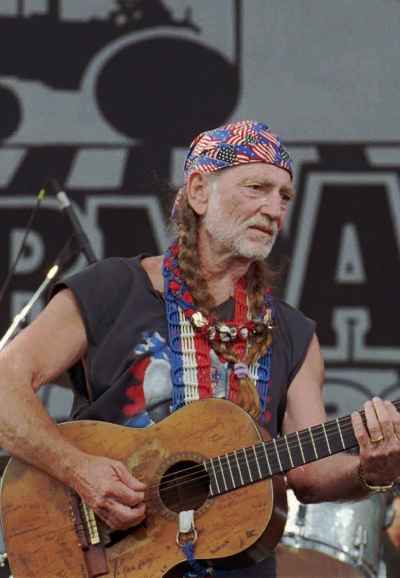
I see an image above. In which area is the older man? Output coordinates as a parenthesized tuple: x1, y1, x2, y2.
(0, 120, 399, 578)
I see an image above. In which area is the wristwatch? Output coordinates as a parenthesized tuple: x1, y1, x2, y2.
(358, 464, 394, 493)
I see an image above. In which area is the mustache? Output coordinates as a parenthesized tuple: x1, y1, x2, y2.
(244, 217, 279, 235)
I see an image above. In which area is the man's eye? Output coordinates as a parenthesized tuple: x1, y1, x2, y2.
(280, 191, 293, 203)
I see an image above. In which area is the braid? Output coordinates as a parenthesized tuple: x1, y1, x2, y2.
(245, 261, 275, 365)
(175, 195, 215, 315)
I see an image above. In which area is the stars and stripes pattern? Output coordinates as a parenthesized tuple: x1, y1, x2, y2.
(183, 120, 293, 182)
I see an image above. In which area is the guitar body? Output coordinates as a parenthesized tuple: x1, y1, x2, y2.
(0, 399, 286, 578)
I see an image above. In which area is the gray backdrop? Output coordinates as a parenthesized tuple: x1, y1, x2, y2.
(0, 0, 399, 423)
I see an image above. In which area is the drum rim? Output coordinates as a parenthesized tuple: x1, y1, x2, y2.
(280, 535, 377, 578)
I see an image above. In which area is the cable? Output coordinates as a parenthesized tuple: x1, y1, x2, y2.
(0, 187, 46, 307)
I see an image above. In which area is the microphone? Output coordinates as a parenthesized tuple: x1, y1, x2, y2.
(53, 182, 98, 264)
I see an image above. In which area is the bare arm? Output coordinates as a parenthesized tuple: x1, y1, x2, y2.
(0, 289, 145, 529)
(0, 288, 88, 474)
(284, 334, 400, 502)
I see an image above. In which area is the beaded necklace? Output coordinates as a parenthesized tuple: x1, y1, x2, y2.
(163, 242, 274, 425)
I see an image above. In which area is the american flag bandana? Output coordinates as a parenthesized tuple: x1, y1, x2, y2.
(183, 120, 293, 182)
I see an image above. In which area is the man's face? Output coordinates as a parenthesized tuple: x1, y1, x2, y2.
(201, 163, 295, 260)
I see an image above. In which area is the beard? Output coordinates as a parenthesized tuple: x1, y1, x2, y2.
(202, 191, 278, 261)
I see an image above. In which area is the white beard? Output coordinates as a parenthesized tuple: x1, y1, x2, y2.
(203, 188, 278, 261)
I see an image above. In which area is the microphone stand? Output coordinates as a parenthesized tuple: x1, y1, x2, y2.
(0, 264, 59, 352)
(0, 226, 84, 352)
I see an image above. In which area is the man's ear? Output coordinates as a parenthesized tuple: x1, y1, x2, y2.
(186, 172, 212, 216)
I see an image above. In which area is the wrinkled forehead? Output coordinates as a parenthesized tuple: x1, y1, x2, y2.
(183, 120, 293, 182)
(216, 162, 293, 187)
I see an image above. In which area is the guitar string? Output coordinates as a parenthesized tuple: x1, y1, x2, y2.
(20, 404, 391, 546)
(139, 400, 400, 490)
(142, 433, 367, 495)
(141, 418, 361, 493)
(79, 405, 390, 529)
(72, 403, 400, 526)
(143, 397, 400, 495)
(69, 419, 360, 522)
(80, 414, 361, 525)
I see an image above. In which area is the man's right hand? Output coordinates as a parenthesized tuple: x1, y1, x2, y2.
(71, 453, 146, 530)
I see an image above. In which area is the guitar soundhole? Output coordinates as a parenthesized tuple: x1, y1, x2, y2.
(159, 460, 210, 513)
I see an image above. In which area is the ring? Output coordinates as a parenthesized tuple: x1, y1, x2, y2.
(370, 435, 384, 444)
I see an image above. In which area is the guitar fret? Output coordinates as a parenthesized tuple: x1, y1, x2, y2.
(308, 427, 319, 459)
(203, 460, 218, 496)
(336, 417, 346, 449)
(322, 421, 343, 454)
(243, 449, 253, 482)
(282, 433, 303, 468)
(234, 450, 245, 486)
(214, 456, 228, 494)
(209, 458, 221, 495)
(312, 424, 329, 458)
(265, 442, 280, 474)
(261, 443, 272, 476)
(273, 438, 283, 472)
(276, 437, 292, 471)
(340, 416, 357, 448)
(322, 423, 332, 455)
(236, 448, 252, 485)
(225, 453, 236, 489)
(285, 436, 295, 468)
(298, 429, 316, 463)
(217, 456, 228, 492)
(296, 431, 306, 464)
(252, 446, 262, 479)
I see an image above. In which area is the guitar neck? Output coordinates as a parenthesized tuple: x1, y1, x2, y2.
(204, 399, 400, 497)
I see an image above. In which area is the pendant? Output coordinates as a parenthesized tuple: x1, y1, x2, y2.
(191, 311, 208, 328)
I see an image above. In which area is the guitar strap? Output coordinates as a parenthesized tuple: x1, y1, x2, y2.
(178, 510, 231, 577)
(181, 542, 214, 577)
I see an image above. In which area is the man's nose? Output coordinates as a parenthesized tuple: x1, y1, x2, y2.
(259, 190, 284, 221)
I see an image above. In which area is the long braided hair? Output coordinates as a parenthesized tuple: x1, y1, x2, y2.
(171, 186, 279, 418)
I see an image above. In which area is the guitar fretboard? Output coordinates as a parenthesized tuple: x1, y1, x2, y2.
(203, 400, 400, 496)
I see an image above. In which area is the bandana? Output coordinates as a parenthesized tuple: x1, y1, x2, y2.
(183, 120, 293, 182)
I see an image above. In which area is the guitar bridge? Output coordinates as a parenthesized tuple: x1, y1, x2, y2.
(80, 500, 101, 545)
(69, 491, 109, 577)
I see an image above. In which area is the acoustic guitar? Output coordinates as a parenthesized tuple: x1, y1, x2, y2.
(0, 397, 374, 578)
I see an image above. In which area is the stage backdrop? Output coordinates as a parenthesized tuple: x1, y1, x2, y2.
(0, 0, 399, 423)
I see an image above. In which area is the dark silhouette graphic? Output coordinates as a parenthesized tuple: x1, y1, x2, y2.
(0, 0, 242, 143)
(109, 0, 197, 31)
(0, 85, 21, 140)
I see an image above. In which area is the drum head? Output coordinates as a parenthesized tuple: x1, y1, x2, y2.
(276, 545, 364, 578)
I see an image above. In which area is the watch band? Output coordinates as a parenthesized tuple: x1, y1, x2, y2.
(358, 464, 394, 493)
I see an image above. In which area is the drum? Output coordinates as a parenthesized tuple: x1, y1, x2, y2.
(276, 490, 388, 578)
(383, 487, 400, 578)
(386, 490, 400, 550)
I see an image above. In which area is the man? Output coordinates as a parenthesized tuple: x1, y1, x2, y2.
(0, 120, 399, 578)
